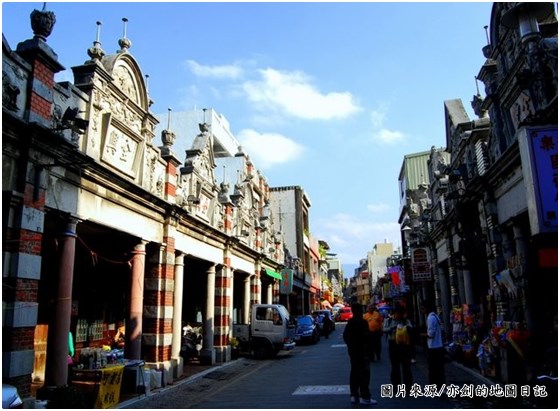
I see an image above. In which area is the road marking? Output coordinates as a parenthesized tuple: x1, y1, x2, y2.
(331, 344, 347, 348)
(293, 385, 350, 395)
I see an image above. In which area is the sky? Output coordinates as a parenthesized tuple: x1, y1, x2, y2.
(1, 1, 495, 275)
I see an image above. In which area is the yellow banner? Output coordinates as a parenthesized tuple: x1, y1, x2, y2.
(95, 365, 124, 409)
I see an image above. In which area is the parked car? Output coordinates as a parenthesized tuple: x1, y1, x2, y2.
(294, 315, 320, 344)
(312, 310, 336, 336)
(2, 384, 22, 409)
(335, 306, 353, 322)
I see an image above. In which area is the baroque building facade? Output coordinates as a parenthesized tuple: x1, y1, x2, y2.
(400, 2, 557, 384)
(2, 7, 294, 400)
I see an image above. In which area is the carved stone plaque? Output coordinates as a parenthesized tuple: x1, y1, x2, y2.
(101, 113, 139, 177)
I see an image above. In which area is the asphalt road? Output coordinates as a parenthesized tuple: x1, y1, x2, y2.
(120, 323, 554, 409)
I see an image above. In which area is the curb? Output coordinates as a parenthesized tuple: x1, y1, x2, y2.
(448, 360, 496, 386)
(117, 359, 241, 409)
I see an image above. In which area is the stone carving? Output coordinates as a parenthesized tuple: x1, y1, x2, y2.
(2, 75, 20, 111)
(107, 95, 141, 133)
(101, 124, 138, 176)
(113, 64, 138, 103)
(30, 5, 55, 41)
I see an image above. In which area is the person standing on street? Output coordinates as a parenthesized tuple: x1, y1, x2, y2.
(363, 304, 383, 361)
(383, 305, 413, 389)
(343, 303, 378, 406)
(322, 311, 334, 339)
(421, 299, 445, 387)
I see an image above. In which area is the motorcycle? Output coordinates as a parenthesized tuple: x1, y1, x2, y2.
(181, 325, 203, 361)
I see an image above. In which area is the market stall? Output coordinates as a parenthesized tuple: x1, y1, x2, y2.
(71, 364, 124, 409)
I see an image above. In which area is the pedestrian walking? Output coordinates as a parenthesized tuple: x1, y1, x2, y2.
(383, 305, 413, 389)
(343, 303, 378, 406)
(322, 311, 334, 339)
(363, 304, 383, 361)
(420, 299, 445, 387)
(403, 310, 417, 364)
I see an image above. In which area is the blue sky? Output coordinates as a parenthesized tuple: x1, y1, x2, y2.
(2, 1, 494, 274)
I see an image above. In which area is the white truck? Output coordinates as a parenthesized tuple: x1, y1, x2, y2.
(232, 304, 296, 359)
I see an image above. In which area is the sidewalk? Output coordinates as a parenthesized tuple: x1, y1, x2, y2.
(117, 360, 221, 408)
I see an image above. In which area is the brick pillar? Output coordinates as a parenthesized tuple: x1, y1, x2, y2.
(143, 241, 174, 364)
(251, 264, 261, 306)
(255, 226, 262, 252)
(214, 263, 232, 362)
(5, 17, 63, 397)
(273, 281, 280, 304)
(159, 140, 181, 204)
(16, 29, 65, 127)
(223, 204, 234, 236)
(3, 190, 44, 398)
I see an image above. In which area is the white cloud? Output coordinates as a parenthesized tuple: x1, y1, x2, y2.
(316, 213, 401, 264)
(186, 59, 243, 79)
(373, 128, 406, 144)
(370, 109, 386, 128)
(237, 129, 305, 169)
(367, 202, 391, 213)
(242, 68, 361, 120)
(369, 107, 406, 144)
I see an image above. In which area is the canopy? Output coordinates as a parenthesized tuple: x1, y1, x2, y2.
(264, 268, 282, 280)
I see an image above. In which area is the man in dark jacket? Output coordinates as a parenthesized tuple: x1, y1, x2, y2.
(343, 303, 378, 405)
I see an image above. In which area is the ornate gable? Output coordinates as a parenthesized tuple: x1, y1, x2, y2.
(72, 35, 164, 195)
(178, 123, 221, 223)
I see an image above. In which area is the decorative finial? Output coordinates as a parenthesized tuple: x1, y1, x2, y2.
(145, 74, 154, 107)
(95, 20, 101, 42)
(87, 21, 105, 61)
(481, 25, 493, 58)
(122, 17, 128, 38)
(30, 3, 56, 41)
(118, 17, 132, 52)
(471, 76, 487, 119)
(161, 108, 175, 149)
(474, 76, 480, 95)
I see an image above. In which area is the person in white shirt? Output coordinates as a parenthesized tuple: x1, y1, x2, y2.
(421, 300, 445, 387)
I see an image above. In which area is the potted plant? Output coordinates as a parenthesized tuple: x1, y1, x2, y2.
(230, 337, 240, 359)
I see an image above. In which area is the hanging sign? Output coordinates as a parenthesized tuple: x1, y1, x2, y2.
(280, 269, 293, 295)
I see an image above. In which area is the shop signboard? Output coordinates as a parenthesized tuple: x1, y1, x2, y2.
(95, 365, 124, 409)
(519, 126, 558, 235)
(412, 247, 431, 282)
(280, 269, 293, 295)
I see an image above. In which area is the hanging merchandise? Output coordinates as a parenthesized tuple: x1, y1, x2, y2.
(477, 337, 498, 377)
(505, 325, 530, 360)
(494, 269, 518, 298)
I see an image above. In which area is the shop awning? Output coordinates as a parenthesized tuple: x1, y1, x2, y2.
(264, 268, 282, 280)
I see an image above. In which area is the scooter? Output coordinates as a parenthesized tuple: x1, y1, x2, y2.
(181, 325, 203, 360)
